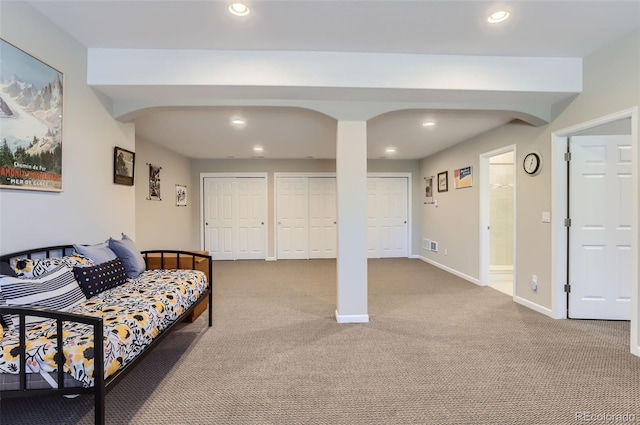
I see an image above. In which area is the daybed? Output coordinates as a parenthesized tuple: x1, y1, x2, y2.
(0, 243, 212, 425)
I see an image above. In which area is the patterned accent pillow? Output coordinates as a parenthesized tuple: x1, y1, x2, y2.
(73, 258, 128, 298)
(0, 266, 86, 331)
(12, 254, 95, 278)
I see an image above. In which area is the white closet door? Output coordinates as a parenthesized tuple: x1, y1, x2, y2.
(378, 177, 408, 258)
(235, 178, 267, 260)
(367, 177, 408, 258)
(569, 135, 632, 319)
(204, 178, 235, 260)
(309, 177, 337, 258)
(277, 178, 309, 259)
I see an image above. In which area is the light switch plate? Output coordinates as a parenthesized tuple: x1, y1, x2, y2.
(542, 212, 551, 223)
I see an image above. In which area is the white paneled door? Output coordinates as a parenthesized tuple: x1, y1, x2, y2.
(204, 177, 266, 260)
(367, 177, 408, 258)
(204, 178, 235, 260)
(569, 135, 632, 319)
(235, 178, 267, 260)
(276, 178, 310, 259)
(309, 178, 337, 258)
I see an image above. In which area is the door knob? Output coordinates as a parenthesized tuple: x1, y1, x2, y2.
(278, 222, 281, 225)
(206, 222, 209, 225)
(261, 222, 265, 225)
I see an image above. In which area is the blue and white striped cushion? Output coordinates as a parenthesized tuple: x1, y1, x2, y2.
(0, 266, 86, 331)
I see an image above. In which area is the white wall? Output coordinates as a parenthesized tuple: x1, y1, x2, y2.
(0, 2, 136, 254)
(419, 29, 639, 312)
(135, 137, 194, 251)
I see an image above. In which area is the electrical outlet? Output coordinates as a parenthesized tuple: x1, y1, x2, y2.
(531, 275, 538, 292)
(444, 248, 448, 256)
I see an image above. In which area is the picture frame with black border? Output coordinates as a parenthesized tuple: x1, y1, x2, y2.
(438, 171, 448, 192)
(113, 147, 135, 186)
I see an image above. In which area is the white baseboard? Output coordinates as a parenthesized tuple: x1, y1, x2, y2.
(409, 254, 420, 259)
(335, 310, 370, 323)
(417, 256, 480, 286)
(265, 257, 276, 261)
(513, 296, 555, 318)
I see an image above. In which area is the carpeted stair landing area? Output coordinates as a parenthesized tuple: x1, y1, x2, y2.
(1, 258, 638, 424)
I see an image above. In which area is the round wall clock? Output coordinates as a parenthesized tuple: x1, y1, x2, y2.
(523, 152, 542, 176)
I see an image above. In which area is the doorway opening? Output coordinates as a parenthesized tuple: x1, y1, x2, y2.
(480, 145, 516, 296)
(551, 107, 639, 357)
(567, 120, 632, 319)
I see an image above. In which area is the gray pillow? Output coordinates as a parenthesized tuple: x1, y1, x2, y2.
(73, 242, 117, 264)
(108, 234, 146, 279)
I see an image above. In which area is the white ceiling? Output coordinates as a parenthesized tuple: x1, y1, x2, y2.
(27, 0, 640, 160)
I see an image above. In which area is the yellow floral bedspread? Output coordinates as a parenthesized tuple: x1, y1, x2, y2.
(0, 269, 207, 387)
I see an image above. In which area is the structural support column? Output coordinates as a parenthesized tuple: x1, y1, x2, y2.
(335, 121, 369, 323)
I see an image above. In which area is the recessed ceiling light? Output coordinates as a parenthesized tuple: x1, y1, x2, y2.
(385, 147, 397, 155)
(229, 2, 250, 17)
(422, 121, 436, 127)
(230, 118, 246, 126)
(487, 10, 510, 23)
(253, 146, 263, 153)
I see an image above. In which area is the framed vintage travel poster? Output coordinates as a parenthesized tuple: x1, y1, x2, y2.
(454, 166, 473, 189)
(0, 38, 63, 191)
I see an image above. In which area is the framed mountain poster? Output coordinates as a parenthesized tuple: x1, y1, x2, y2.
(0, 38, 63, 192)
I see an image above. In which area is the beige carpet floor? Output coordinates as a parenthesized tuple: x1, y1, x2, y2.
(1, 258, 638, 424)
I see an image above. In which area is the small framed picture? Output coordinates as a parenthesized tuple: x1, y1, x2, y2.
(114, 147, 135, 186)
(424, 176, 434, 204)
(438, 171, 448, 192)
(176, 184, 187, 206)
(148, 164, 161, 200)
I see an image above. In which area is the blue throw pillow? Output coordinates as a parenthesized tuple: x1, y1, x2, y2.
(108, 234, 146, 279)
(73, 242, 117, 264)
(73, 258, 127, 298)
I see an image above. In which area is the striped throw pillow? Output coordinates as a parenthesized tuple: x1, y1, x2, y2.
(0, 266, 86, 331)
(0, 293, 11, 332)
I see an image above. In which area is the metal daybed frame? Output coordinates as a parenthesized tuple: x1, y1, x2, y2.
(0, 245, 213, 425)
